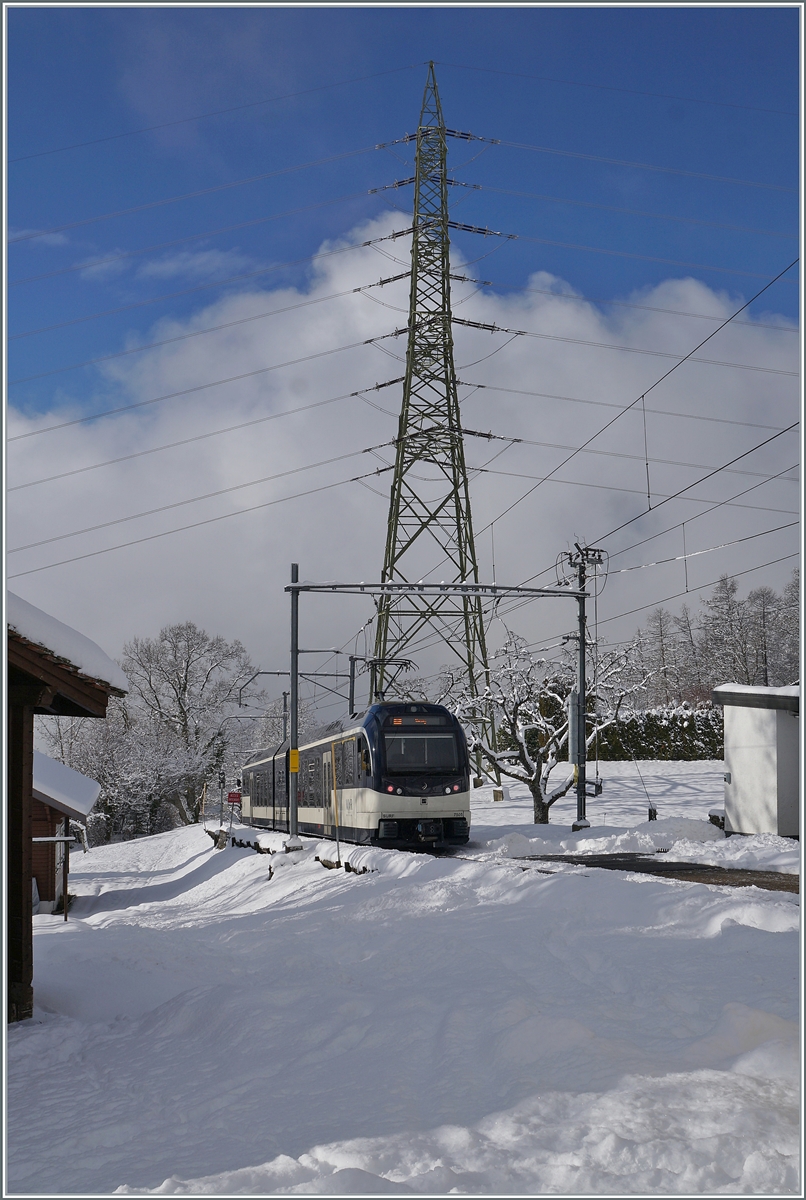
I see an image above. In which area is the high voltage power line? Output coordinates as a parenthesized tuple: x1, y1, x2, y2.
(11, 123, 793, 248)
(458, 257, 798, 547)
(10, 179, 796, 292)
(9, 64, 423, 162)
(8, 271, 410, 386)
(433, 130, 797, 192)
(8, 145, 393, 244)
(12, 420, 796, 553)
(8, 190, 377, 286)
(433, 60, 798, 118)
(11, 58, 791, 167)
(8, 62, 797, 655)
(454, 182, 797, 239)
(7, 227, 415, 342)
(13, 220, 793, 346)
(6, 468, 393, 581)
(8, 330, 406, 442)
(463, 384, 792, 432)
(464, 285, 798, 334)
(10, 287, 797, 387)
(8, 381, 404, 492)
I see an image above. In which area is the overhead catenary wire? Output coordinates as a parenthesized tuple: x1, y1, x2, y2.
(473, 468, 797, 517)
(609, 521, 798, 575)
(481, 461, 801, 632)
(451, 424, 796, 486)
(452, 258, 799, 552)
(591, 422, 799, 545)
(595, 554, 800, 627)
(605, 463, 800, 562)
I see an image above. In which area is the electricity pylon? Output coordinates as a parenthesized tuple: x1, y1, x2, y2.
(373, 63, 491, 734)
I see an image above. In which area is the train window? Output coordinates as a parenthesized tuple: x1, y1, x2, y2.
(358, 735, 372, 776)
(334, 742, 344, 788)
(384, 733, 459, 774)
(343, 739, 355, 786)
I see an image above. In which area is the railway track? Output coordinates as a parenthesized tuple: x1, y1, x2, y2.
(512, 853, 798, 893)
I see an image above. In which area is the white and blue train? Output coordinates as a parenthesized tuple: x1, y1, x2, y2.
(241, 702, 471, 849)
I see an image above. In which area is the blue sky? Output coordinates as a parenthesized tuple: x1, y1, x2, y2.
(6, 6, 801, 679)
(8, 7, 799, 408)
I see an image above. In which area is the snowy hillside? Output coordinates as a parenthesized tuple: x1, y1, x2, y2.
(7, 763, 800, 1195)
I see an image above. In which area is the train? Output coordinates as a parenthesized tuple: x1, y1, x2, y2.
(240, 701, 471, 849)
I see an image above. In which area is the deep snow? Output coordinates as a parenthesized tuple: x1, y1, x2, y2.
(6, 762, 800, 1195)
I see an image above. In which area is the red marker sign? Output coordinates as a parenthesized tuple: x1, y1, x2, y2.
(227, 792, 242, 805)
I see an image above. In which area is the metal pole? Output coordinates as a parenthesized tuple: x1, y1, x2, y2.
(348, 657, 356, 717)
(575, 559, 588, 830)
(287, 564, 302, 849)
(63, 823, 69, 922)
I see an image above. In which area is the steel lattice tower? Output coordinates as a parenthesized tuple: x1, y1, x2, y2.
(373, 63, 490, 706)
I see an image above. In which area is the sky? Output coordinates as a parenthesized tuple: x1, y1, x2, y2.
(5, 6, 801, 716)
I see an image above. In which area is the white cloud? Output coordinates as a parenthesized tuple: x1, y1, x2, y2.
(78, 250, 131, 283)
(7, 211, 800, 710)
(9, 227, 69, 248)
(136, 247, 258, 281)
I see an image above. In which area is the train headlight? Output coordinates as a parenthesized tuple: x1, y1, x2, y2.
(445, 787, 451, 794)
(397, 788, 403, 795)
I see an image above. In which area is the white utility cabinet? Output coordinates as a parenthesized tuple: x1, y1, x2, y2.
(712, 683, 799, 837)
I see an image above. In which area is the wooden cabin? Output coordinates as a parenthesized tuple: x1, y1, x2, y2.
(7, 593, 127, 1022)
(32, 751, 101, 913)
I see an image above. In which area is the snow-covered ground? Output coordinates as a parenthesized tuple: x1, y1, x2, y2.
(7, 762, 800, 1195)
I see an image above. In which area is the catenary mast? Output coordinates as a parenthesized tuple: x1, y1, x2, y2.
(373, 63, 491, 717)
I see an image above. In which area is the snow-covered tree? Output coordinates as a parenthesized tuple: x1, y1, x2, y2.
(634, 570, 799, 702)
(449, 632, 648, 824)
(120, 622, 263, 824)
(39, 622, 269, 840)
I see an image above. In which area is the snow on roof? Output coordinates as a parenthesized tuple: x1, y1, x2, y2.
(712, 683, 799, 712)
(7, 592, 128, 694)
(32, 751, 101, 820)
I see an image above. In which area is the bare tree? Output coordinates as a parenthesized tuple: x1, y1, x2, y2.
(120, 623, 264, 824)
(449, 632, 648, 823)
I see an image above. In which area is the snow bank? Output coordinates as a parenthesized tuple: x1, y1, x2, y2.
(6, 763, 799, 1196)
(116, 1068, 799, 1194)
(7, 591, 129, 692)
(490, 817, 725, 859)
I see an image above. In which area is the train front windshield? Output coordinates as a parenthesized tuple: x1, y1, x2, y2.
(383, 732, 460, 774)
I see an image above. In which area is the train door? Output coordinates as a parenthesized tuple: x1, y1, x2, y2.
(322, 751, 334, 836)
